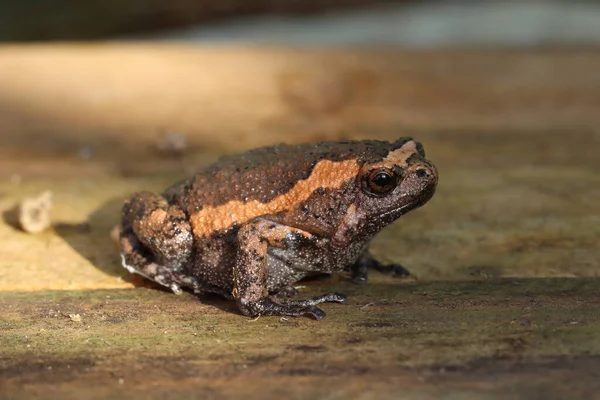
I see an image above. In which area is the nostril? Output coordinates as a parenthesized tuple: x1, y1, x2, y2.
(415, 168, 428, 178)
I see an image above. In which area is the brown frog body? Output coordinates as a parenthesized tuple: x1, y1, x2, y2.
(119, 138, 438, 319)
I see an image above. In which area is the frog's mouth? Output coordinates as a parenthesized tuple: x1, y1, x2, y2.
(366, 184, 436, 232)
(380, 200, 419, 221)
(361, 200, 416, 235)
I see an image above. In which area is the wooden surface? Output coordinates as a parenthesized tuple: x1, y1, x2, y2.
(0, 44, 599, 399)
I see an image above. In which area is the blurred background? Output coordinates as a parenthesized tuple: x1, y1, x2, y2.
(2, 0, 600, 45)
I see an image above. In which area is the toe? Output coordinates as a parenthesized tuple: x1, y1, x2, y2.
(307, 306, 326, 320)
(391, 264, 411, 278)
(329, 292, 347, 303)
(351, 273, 368, 284)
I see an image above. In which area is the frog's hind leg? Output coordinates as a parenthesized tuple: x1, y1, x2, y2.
(119, 232, 184, 294)
(119, 191, 194, 294)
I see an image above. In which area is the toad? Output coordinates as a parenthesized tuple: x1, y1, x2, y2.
(120, 138, 438, 319)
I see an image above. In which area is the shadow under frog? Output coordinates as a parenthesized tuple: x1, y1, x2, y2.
(53, 197, 131, 279)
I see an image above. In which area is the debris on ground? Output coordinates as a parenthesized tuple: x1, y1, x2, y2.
(68, 313, 82, 322)
(18, 190, 53, 234)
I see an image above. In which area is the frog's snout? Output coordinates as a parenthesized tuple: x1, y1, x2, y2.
(409, 161, 437, 187)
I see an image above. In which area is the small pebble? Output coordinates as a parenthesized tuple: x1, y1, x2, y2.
(68, 314, 82, 323)
(18, 191, 53, 233)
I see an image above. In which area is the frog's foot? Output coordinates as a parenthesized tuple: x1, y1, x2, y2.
(372, 262, 410, 278)
(282, 292, 347, 307)
(247, 292, 346, 320)
(349, 261, 369, 284)
(350, 251, 411, 283)
(242, 293, 346, 320)
(244, 298, 327, 320)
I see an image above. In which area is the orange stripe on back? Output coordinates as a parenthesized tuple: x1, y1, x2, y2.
(190, 158, 360, 237)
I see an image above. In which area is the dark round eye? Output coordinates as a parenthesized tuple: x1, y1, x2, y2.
(367, 169, 397, 194)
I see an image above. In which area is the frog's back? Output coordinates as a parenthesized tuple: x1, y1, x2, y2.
(164, 140, 395, 214)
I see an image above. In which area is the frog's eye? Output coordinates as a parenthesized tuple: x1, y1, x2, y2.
(366, 168, 398, 195)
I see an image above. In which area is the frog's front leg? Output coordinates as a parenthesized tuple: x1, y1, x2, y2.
(120, 191, 193, 294)
(349, 250, 411, 283)
(234, 219, 346, 320)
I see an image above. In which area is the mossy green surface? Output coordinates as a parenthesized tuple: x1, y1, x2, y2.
(2, 278, 600, 399)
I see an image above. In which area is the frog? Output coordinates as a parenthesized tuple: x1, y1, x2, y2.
(119, 137, 438, 319)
